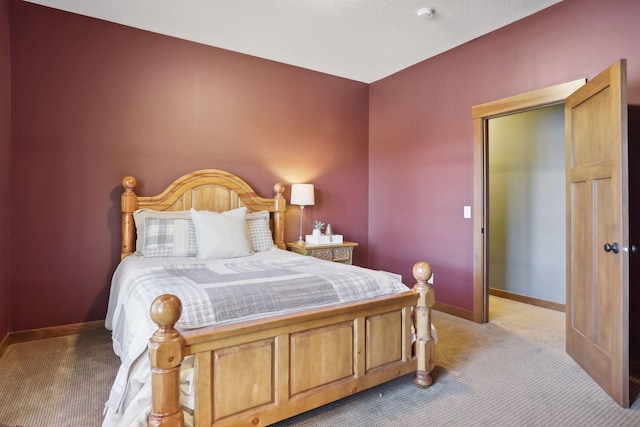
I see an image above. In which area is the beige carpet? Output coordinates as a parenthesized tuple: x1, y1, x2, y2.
(1, 297, 639, 426)
(0, 329, 118, 427)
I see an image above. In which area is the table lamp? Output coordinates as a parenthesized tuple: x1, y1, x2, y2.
(290, 184, 315, 244)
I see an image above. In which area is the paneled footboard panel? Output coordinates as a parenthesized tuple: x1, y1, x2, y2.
(290, 322, 355, 395)
(213, 339, 276, 420)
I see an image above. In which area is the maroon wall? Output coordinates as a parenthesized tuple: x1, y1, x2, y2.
(369, 0, 640, 311)
(8, 0, 640, 332)
(0, 0, 10, 341)
(9, 2, 369, 331)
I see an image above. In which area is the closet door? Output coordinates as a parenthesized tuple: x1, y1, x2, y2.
(565, 59, 629, 407)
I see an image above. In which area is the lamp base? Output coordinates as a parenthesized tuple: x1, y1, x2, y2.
(297, 206, 306, 246)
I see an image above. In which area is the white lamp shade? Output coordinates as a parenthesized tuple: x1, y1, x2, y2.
(290, 184, 315, 206)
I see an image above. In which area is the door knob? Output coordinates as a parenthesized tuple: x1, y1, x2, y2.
(623, 244, 637, 254)
(604, 242, 619, 254)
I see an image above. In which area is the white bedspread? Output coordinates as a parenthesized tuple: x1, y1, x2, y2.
(103, 249, 411, 426)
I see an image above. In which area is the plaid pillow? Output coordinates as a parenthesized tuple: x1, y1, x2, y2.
(133, 209, 193, 256)
(143, 217, 197, 257)
(246, 211, 275, 252)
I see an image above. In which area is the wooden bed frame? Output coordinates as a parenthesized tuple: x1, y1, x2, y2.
(119, 169, 435, 427)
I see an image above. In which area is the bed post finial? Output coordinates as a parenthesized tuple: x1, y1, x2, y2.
(412, 261, 435, 388)
(149, 294, 185, 427)
(273, 182, 286, 249)
(121, 176, 138, 259)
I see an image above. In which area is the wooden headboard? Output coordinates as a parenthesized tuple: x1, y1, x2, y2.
(120, 169, 286, 259)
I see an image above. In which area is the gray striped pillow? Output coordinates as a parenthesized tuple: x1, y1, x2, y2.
(247, 210, 275, 252)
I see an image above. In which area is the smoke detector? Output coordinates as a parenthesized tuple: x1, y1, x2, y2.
(417, 7, 435, 19)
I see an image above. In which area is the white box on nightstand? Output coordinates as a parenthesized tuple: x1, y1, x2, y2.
(305, 234, 343, 244)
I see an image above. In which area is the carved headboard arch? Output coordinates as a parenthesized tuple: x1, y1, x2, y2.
(120, 169, 286, 258)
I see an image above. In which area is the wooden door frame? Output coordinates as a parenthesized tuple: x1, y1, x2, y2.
(470, 79, 586, 323)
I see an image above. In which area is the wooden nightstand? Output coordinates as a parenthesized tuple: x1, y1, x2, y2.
(286, 241, 358, 265)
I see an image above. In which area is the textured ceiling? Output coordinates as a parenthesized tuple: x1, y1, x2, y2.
(23, 0, 563, 83)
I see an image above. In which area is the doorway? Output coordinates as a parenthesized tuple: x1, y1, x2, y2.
(487, 105, 566, 311)
(470, 79, 585, 323)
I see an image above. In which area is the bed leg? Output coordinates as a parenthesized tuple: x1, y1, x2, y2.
(412, 262, 435, 388)
(149, 294, 186, 427)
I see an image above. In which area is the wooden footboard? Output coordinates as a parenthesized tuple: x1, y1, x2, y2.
(148, 262, 434, 427)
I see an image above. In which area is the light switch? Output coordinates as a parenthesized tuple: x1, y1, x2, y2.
(464, 206, 471, 219)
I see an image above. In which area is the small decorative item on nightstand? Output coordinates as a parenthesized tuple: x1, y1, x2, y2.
(312, 220, 324, 237)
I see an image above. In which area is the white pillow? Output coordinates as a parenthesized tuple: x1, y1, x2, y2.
(246, 210, 275, 252)
(133, 209, 194, 256)
(191, 207, 252, 260)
